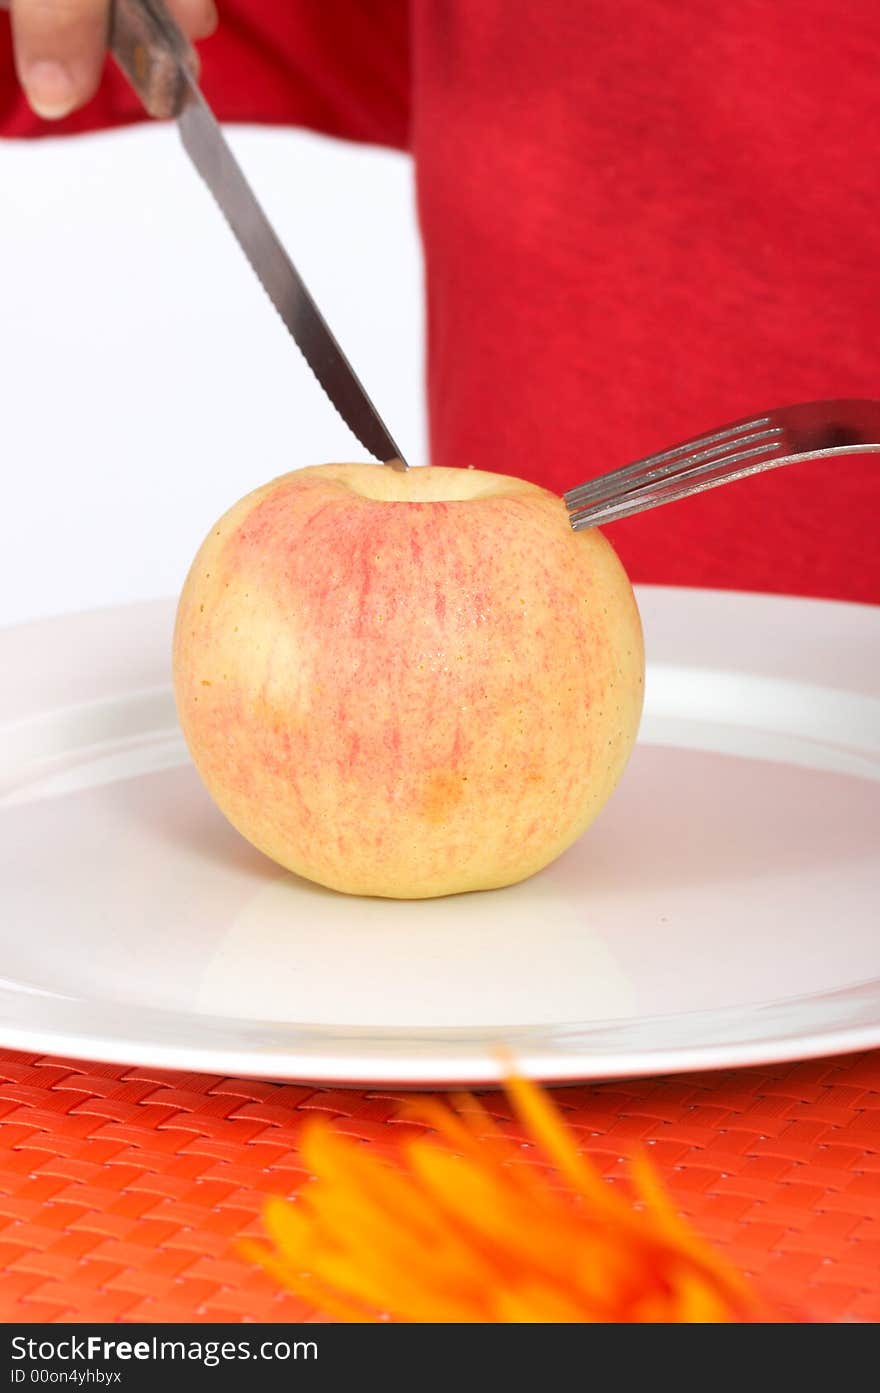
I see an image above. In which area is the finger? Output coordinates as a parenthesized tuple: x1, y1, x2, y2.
(169, 0, 217, 41)
(11, 0, 109, 119)
(11, 0, 219, 122)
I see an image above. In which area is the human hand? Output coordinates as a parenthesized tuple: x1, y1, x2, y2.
(5, 0, 217, 119)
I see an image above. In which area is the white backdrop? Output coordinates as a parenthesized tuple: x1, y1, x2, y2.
(0, 125, 426, 626)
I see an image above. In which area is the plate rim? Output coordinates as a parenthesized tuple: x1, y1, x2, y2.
(2, 974, 880, 1085)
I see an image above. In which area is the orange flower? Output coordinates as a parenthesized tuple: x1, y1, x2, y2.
(244, 1073, 764, 1322)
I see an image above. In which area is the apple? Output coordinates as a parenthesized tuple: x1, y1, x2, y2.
(172, 464, 644, 898)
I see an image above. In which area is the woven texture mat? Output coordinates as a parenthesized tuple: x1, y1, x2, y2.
(1, 1047, 879, 1323)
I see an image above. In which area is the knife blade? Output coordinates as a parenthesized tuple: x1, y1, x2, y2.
(175, 86, 408, 470)
(3, 0, 408, 469)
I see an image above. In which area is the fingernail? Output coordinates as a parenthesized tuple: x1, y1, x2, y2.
(23, 61, 77, 119)
(196, 2, 219, 38)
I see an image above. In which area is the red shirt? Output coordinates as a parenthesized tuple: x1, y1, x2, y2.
(2, 1, 877, 601)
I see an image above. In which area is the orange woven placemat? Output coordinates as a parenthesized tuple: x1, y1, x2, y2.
(1, 1047, 879, 1324)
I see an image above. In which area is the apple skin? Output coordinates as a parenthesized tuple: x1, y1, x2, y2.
(172, 463, 644, 898)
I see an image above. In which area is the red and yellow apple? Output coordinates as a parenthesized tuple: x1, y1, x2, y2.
(172, 464, 644, 898)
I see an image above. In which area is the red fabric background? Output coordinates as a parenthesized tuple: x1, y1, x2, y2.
(1, 1, 877, 601)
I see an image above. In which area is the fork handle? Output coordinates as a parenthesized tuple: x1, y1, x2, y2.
(1, 0, 197, 119)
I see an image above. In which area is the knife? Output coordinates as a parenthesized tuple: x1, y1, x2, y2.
(3, 0, 408, 470)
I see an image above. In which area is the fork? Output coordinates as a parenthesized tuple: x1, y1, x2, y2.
(564, 398, 880, 530)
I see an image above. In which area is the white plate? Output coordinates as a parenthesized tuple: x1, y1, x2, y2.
(1, 587, 878, 1085)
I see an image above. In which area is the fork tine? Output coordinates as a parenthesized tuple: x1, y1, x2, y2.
(564, 418, 780, 508)
(567, 441, 794, 529)
(566, 426, 784, 509)
(564, 399, 880, 532)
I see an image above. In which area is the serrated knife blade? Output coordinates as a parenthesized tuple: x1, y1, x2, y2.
(175, 84, 407, 471)
(28, 0, 410, 470)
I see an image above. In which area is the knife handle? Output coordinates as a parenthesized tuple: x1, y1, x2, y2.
(110, 0, 197, 119)
(0, 0, 197, 120)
